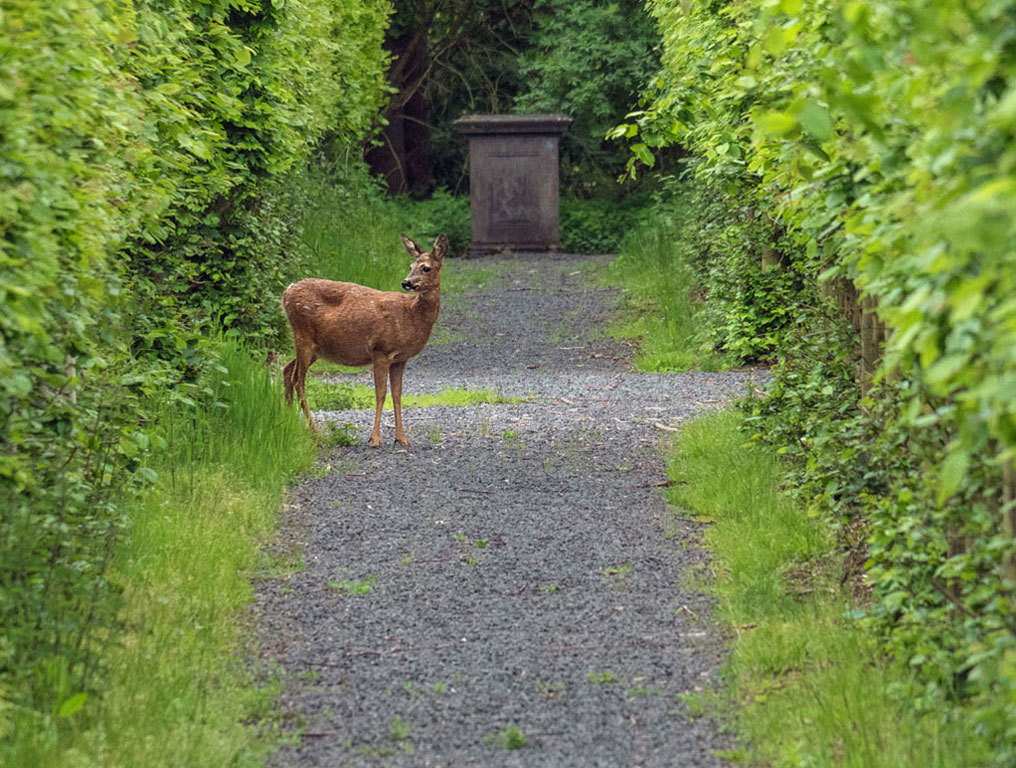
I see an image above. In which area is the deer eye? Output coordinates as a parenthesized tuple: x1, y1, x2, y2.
(422, 266, 431, 273)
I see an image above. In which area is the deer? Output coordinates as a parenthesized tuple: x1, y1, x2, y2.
(281, 233, 447, 447)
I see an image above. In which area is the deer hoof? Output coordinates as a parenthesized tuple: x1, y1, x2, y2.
(369, 434, 382, 448)
(395, 436, 410, 447)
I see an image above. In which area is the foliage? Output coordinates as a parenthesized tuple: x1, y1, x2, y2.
(298, 162, 470, 294)
(668, 409, 989, 768)
(559, 193, 650, 254)
(605, 209, 726, 371)
(377, 0, 661, 197)
(1, 0, 389, 752)
(371, 0, 535, 195)
(4, 340, 315, 765)
(399, 189, 471, 257)
(620, 0, 1016, 759)
(515, 0, 661, 195)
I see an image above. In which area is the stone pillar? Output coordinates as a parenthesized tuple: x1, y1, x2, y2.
(454, 114, 572, 255)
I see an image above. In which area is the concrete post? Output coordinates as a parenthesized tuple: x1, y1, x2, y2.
(454, 114, 572, 255)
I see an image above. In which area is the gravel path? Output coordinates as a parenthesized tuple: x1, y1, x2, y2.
(256, 253, 763, 767)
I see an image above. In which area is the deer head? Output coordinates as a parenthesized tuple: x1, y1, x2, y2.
(400, 234, 448, 294)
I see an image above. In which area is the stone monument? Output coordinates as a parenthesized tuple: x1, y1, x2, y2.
(454, 114, 572, 255)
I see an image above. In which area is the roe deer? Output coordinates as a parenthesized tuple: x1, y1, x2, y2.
(282, 233, 448, 447)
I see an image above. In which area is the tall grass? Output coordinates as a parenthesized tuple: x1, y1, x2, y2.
(606, 214, 726, 371)
(299, 169, 470, 290)
(667, 409, 987, 767)
(9, 339, 317, 767)
(301, 177, 411, 289)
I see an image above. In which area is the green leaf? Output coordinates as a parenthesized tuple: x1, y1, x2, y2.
(798, 101, 833, 141)
(754, 111, 797, 136)
(632, 143, 655, 168)
(58, 693, 88, 718)
(937, 448, 970, 503)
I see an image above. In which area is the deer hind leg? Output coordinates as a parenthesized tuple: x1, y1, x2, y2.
(294, 346, 318, 433)
(283, 358, 297, 404)
(369, 355, 391, 448)
(389, 361, 409, 446)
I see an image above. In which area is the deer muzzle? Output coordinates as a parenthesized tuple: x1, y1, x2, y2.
(402, 279, 415, 291)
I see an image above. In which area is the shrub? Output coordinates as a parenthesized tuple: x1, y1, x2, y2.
(0, 0, 389, 748)
(617, 0, 1016, 758)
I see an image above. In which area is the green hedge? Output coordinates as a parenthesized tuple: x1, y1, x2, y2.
(1, 0, 388, 741)
(620, 0, 1016, 760)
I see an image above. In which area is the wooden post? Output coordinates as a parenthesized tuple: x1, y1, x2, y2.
(859, 295, 879, 395)
(1003, 460, 1016, 587)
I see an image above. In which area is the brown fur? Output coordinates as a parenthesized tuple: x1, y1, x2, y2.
(282, 233, 447, 446)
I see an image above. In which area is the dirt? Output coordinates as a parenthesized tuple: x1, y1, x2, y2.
(255, 252, 764, 767)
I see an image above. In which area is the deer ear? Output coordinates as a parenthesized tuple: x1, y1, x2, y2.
(431, 234, 449, 261)
(400, 233, 423, 257)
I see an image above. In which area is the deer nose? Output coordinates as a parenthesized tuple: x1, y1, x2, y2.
(402, 279, 414, 291)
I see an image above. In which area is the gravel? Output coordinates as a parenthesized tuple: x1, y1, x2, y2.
(255, 252, 765, 767)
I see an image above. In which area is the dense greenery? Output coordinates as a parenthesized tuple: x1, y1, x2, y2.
(670, 409, 987, 767)
(9, 340, 316, 764)
(371, 0, 660, 200)
(514, 0, 661, 196)
(616, 0, 1016, 761)
(1, 0, 388, 757)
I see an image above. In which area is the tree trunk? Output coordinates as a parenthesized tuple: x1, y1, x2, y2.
(366, 28, 434, 197)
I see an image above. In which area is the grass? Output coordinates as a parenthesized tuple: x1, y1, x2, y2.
(605, 216, 728, 372)
(299, 172, 485, 302)
(304, 378, 523, 411)
(666, 409, 988, 768)
(10, 340, 317, 767)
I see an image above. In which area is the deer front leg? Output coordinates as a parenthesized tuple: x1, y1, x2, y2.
(390, 361, 409, 446)
(369, 356, 391, 447)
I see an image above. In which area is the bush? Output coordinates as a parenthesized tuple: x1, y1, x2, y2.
(618, 0, 1016, 758)
(0, 0, 389, 747)
(559, 193, 650, 254)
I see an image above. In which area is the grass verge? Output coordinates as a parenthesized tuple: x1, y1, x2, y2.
(14, 340, 317, 767)
(666, 409, 987, 767)
(305, 379, 524, 411)
(606, 215, 727, 372)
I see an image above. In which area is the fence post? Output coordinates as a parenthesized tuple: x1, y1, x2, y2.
(1004, 460, 1016, 587)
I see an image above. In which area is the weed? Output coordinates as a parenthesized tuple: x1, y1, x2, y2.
(484, 724, 527, 750)
(16, 341, 318, 767)
(604, 216, 729, 372)
(587, 669, 621, 684)
(538, 583, 561, 593)
(389, 715, 413, 741)
(533, 680, 565, 699)
(327, 574, 377, 596)
(476, 409, 492, 438)
(602, 563, 633, 578)
(320, 421, 360, 446)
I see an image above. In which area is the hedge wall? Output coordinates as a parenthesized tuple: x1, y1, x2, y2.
(620, 0, 1016, 759)
(1, 0, 388, 731)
